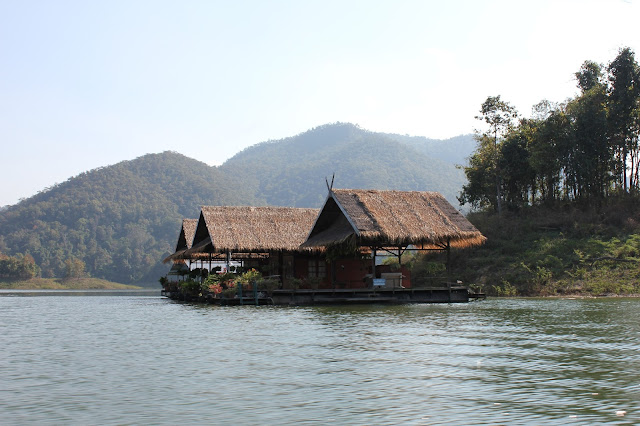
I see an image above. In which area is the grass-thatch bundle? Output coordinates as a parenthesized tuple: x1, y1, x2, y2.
(163, 219, 199, 263)
(178, 219, 198, 250)
(303, 189, 486, 249)
(193, 206, 319, 253)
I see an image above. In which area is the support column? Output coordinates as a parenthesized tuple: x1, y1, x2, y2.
(397, 245, 403, 289)
(446, 238, 451, 278)
(372, 247, 377, 283)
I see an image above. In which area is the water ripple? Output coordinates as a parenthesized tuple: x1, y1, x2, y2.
(1, 296, 639, 425)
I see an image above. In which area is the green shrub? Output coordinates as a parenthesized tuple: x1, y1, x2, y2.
(179, 280, 201, 294)
(258, 278, 280, 293)
(492, 280, 518, 297)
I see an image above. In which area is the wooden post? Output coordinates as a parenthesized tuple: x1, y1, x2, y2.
(253, 280, 259, 306)
(331, 260, 336, 289)
(372, 247, 377, 282)
(397, 245, 402, 289)
(446, 238, 451, 278)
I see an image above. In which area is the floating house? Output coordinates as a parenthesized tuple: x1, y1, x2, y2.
(165, 206, 321, 282)
(270, 188, 487, 304)
(302, 188, 486, 284)
(162, 189, 486, 304)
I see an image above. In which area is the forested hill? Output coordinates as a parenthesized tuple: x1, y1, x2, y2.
(383, 133, 476, 165)
(0, 123, 473, 284)
(220, 123, 470, 207)
(0, 152, 255, 283)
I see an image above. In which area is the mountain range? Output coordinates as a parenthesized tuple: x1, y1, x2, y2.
(0, 123, 475, 284)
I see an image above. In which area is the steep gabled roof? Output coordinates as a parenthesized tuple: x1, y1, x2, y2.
(162, 218, 198, 263)
(188, 206, 320, 254)
(176, 219, 198, 251)
(302, 189, 486, 249)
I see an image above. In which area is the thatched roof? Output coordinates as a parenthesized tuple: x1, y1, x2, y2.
(186, 206, 320, 255)
(302, 189, 486, 249)
(177, 219, 198, 251)
(163, 219, 199, 263)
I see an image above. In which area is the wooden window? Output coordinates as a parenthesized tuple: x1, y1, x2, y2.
(308, 260, 326, 278)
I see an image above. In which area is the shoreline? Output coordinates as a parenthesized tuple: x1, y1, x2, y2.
(0, 277, 144, 290)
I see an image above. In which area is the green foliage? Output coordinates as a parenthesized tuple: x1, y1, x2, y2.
(286, 277, 303, 290)
(492, 280, 518, 297)
(446, 200, 640, 296)
(0, 152, 253, 284)
(575, 60, 603, 92)
(409, 255, 447, 287)
(460, 48, 640, 211)
(457, 135, 497, 210)
(179, 280, 201, 294)
(0, 252, 40, 280)
(64, 256, 87, 280)
(383, 134, 476, 165)
(220, 123, 467, 209)
(0, 277, 140, 290)
(613, 234, 640, 258)
(257, 278, 280, 293)
(234, 268, 262, 287)
(200, 269, 277, 298)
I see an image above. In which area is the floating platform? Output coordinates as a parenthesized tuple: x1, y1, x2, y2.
(163, 285, 485, 305)
(271, 286, 473, 305)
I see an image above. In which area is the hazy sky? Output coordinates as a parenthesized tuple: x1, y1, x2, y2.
(1, 0, 638, 206)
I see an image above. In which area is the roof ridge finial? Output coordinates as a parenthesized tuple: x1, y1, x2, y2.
(325, 173, 335, 192)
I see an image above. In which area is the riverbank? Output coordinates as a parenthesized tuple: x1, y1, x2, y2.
(0, 277, 142, 290)
(447, 198, 640, 297)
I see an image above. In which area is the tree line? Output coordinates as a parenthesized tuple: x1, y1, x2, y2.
(459, 47, 640, 212)
(0, 253, 40, 280)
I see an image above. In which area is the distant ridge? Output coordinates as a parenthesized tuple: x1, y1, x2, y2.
(220, 122, 471, 208)
(0, 123, 474, 283)
(0, 152, 252, 283)
(382, 133, 476, 165)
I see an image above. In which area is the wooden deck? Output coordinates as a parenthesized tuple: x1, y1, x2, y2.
(163, 284, 485, 305)
(270, 286, 472, 305)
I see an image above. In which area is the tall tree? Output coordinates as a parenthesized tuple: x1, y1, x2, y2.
(576, 60, 603, 93)
(567, 84, 610, 200)
(460, 49, 640, 212)
(458, 134, 499, 210)
(475, 96, 518, 214)
(607, 47, 640, 192)
(499, 122, 535, 209)
(64, 257, 87, 280)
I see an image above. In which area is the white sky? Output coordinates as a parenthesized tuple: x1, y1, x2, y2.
(1, 0, 638, 206)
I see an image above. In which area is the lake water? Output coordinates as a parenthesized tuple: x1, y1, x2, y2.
(1, 292, 639, 425)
